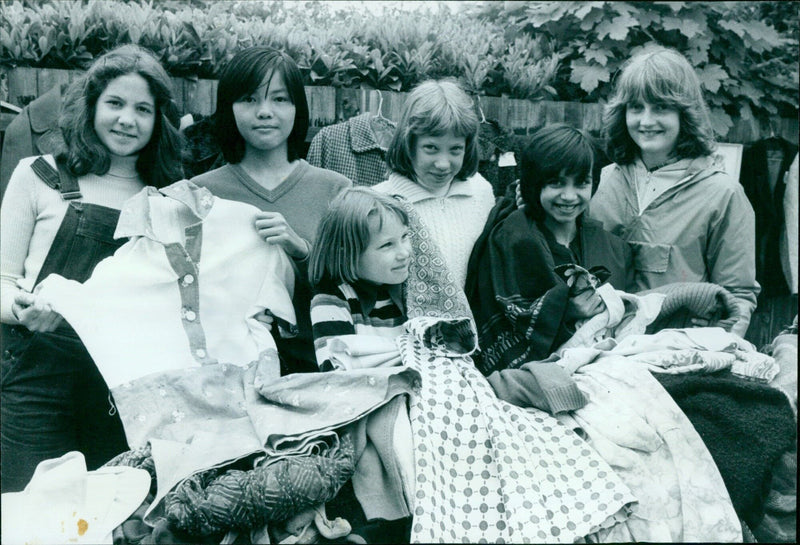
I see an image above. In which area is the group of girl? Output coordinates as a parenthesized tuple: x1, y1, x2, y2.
(1, 40, 765, 542)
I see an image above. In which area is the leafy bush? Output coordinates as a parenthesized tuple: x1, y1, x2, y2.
(2, 0, 796, 130)
(468, 1, 799, 135)
(0, 0, 559, 99)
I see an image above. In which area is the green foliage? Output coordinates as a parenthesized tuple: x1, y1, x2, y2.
(469, 0, 798, 135)
(0, 0, 559, 99)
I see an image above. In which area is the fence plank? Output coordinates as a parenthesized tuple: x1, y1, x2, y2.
(4, 68, 798, 145)
(7, 67, 38, 107)
(306, 86, 337, 128)
(183, 78, 217, 116)
(36, 68, 72, 97)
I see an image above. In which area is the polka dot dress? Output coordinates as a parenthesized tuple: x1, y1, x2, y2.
(398, 334, 635, 544)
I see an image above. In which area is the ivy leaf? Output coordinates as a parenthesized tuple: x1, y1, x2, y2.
(584, 46, 610, 66)
(697, 63, 728, 93)
(569, 58, 611, 92)
(579, 5, 606, 32)
(596, 13, 637, 41)
(684, 34, 711, 65)
(662, 15, 703, 39)
(708, 107, 733, 138)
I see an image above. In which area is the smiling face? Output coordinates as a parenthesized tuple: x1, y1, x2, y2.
(410, 131, 466, 195)
(232, 70, 296, 157)
(93, 73, 156, 158)
(357, 211, 412, 286)
(626, 100, 681, 167)
(540, 171, 593, 230)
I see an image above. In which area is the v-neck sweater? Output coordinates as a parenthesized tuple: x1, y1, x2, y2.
(190, 159, 351, 244)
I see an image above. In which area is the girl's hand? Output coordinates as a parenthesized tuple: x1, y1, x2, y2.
(514, 180, 525, 210)
(566, 289, 605, 321)
(254, 211, 310, 259)
(12, 291, 63, 332)
(255, 309, 274, 332)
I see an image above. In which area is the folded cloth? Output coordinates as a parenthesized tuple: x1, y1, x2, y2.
(642, 282, 741, 332)
(1, 451, 150, 545)
(164, 433, 355, 536)
(655, 370, 797, 528)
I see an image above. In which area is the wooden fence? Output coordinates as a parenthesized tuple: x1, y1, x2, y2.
(3, 66, 798, 145)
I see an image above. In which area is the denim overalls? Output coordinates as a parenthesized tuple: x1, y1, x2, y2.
(1, 157, 129, 492)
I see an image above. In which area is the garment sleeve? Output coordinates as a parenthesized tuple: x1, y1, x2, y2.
(310, 290, 356, 371)
(588, 166, 626, 236)
(0, 109, 35, 198)
(782, 153, 798, 294)
(306, 130, 325, 169)
(486, 361, 587, 414)
(707, 182, 760, 336)
(0, 159, 40, 324)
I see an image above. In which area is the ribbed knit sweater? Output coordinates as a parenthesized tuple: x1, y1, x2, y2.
(373, 172, 495, 288)
(0, 154, 145, 323)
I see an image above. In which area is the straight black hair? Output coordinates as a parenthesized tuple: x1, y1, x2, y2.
(214, 46, 309, 163)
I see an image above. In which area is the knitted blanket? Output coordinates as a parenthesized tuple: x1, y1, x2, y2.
(655, 371, 797, 528)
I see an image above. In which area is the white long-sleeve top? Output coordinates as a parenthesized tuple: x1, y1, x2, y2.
(37, 180, 296, 389)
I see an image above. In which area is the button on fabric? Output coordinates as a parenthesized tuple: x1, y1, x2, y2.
(182, 274, 194, 285)
(195, 348, 206, 358)
(183, 309, 196, 322)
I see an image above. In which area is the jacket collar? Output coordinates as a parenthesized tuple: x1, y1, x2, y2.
(385, 171, 479, 204)
(115, 180, 215, 241)
(348, 113, 395, 153)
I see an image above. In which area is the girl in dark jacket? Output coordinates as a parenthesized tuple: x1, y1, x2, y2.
(466, 123, 634, 373)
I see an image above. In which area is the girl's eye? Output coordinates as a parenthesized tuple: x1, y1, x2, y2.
(273, 95, 290, 103)
(240, 96, 257, 104)
(137, 105, 153, 115)
(423, 145, 437, 152)
(106, 99, 122, 107)
(628, 103, 644, 112)
(450, 147, 465, 155)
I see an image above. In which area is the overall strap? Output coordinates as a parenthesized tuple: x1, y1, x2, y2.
(29, 156, 83, 200)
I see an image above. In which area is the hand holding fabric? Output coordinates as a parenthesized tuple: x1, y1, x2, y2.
(12, 290, 63, 332)
(254, 211, 310, 260)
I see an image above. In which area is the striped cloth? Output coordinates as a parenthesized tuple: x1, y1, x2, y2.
(311, 281, 406, 371)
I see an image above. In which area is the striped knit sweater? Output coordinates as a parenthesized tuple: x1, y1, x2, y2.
(311, 279, 407, 371)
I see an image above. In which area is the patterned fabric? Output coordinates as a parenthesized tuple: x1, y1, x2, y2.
(307, 113, 394, 187)
(655, 369, 796, 530)
(392, 196, 636, 543)
(557, 358, 743, 542)
(397, 332, 635, 543)
(164, 434, 356, 536)
(311, 281, 406, 370)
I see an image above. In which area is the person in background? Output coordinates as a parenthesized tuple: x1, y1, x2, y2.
(372, 79, 495, 288)
(589, 46, 759, 337)
(0, 44, 184, 492)
(189, 46, 352, 375)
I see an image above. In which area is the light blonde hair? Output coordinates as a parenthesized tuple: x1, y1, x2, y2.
(309, 188, 410, 287)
